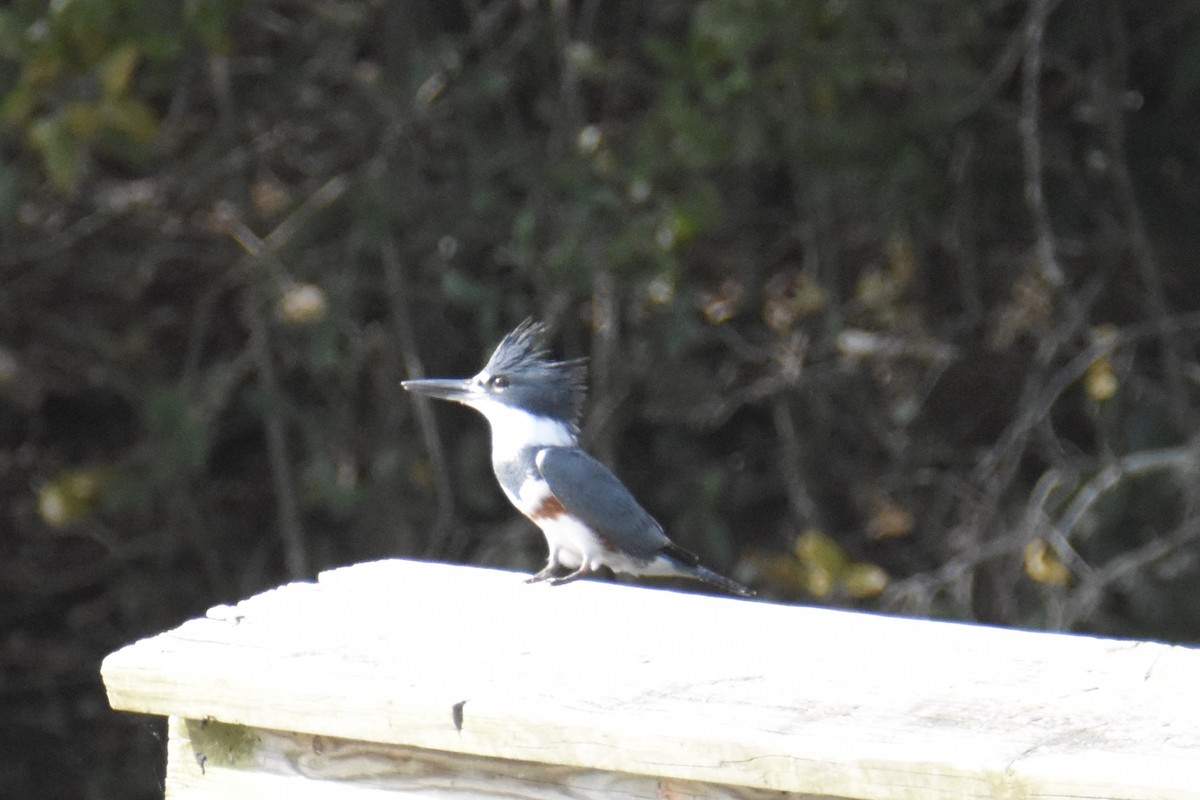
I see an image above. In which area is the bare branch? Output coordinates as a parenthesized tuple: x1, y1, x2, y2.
(243, 292, 309, 579)
(1019, 0, 1066, 289)
(771, 396, 823, 529)
(381, 236, 459, 557)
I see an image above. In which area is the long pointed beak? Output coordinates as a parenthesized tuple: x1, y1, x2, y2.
(401, 377, 477, 404)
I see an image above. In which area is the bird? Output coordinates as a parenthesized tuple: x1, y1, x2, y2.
(402, 318, 753, 597)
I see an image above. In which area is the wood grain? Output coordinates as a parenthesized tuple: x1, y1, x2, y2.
(102, 559, 1200, 799)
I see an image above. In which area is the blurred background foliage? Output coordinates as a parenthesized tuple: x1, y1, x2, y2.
(3, 0, 1200, 796)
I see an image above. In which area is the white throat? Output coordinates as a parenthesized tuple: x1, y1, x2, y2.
(473, 401, 578, 461)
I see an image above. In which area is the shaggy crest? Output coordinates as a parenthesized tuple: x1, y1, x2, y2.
(483, 319, 588, 428)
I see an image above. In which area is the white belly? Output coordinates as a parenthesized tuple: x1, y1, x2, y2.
(505, 475, 675, 577)
(533, 514, 599, 569)
(507, 479, 603, 569)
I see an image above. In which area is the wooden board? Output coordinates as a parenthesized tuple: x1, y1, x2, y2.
(162, 715, 828, 799)
(102, 559, 1200, 799)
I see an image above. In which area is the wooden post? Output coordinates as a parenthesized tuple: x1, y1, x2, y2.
(102, 559, 1200, 799)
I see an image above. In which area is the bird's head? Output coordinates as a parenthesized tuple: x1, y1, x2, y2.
(402, 319, 588, 433)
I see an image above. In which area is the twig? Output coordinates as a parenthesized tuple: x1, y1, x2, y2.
(642, 372, 790, 429)
(242, 294, 309, 578)
(221, 176, 349, 578)
(947, 19, 1029, 122)
(1097, 3, 1192, 431)
(1019, 0, 1065, 288)
(1055, 446, 1197, 544)
(181, 269, 243, 393)
(771, 396, 822, 529)
(587, 246, 619, 465)
(228, 175, 349, 264)
(6, 211, 112, 268)
(926, 311, 1200, 617)
(973, 328, 1110, 488)
(1058, 514, 1200, 629)
(381, 236, 458, 556)
(882, 536, 1022, 617)
(976, 310, 1200, 491)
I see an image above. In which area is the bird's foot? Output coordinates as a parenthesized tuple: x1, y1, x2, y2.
(547, 565, 593, 586)
(525, 564, 561, 584)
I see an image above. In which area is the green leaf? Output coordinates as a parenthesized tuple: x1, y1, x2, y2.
(30, 115, 82, 192)
(0, 160, 17, 229)
(186, 0, 236, 54)
(64, 101, 104, 138)
(145, 386, 210, 479)
(103, 95, 159, 141)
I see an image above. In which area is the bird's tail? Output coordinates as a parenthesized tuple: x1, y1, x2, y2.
(689, 564, 756, 597)
(659, 543, 754, 596)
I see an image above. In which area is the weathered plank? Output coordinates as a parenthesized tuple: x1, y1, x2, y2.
(165, 715, 822, 799)
(102, 559, 1200, 799)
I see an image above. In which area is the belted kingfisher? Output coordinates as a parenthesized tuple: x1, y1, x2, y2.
(403, 319, 752, 596)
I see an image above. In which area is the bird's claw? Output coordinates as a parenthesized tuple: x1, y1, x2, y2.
(526, 564, 560, 583)
(547, 567, 591, 586)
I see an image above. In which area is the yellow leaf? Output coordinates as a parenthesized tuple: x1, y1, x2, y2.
(23, 50, 63, 91)
(37, 468, 112, 526)
(855, 269, 891, 309)
(1023, 539, 1071, 586)
(64, 102, 105, 139)
(887, 233, 916, 287)
(866, 499, 914, 540)
(100, 44, 141, 96)
(276, 283, 327, 325)
(801, 563, 835, 598)
(37, 483, 74, 526)
(794, 529, 849, 574)
(792, 272, 827, 316)
(843, 562, 889, 598)
(1085, 358, 1118, 402)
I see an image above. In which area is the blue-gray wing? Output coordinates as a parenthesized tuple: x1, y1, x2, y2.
(535, 447, 670, 557)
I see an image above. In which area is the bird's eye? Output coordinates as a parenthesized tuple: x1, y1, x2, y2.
(490, 375, 509, 389)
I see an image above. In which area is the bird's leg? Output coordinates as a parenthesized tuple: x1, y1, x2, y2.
(547, 563, 595, 586)
(526, 551, 564, 584)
